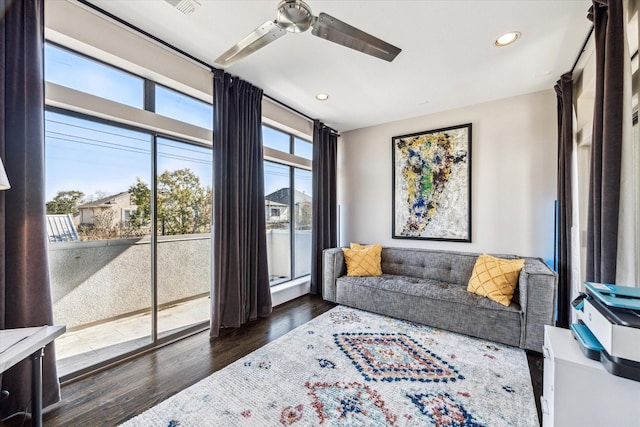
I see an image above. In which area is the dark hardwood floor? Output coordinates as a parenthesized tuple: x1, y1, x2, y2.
(2, 295, 543, 426)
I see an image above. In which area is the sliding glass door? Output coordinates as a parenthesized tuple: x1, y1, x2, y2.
(46, 111, 214, 378)
(156, 137, 212, 336)
(46, 111, 154, 376)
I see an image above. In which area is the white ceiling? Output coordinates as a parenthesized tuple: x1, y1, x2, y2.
(86, 0, 592, 132)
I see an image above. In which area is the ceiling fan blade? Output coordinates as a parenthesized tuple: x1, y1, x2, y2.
(215, 20, 287, 67)
(311, 12, 401, 62)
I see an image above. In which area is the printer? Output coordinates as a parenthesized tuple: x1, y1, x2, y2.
(571, 281, 640, 382)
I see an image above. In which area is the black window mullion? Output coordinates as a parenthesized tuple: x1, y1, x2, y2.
(289, 165, 296, 280)
(151, 134, 158, 342)
(289, 134, 295, 279)
(145, 80, 155, 112)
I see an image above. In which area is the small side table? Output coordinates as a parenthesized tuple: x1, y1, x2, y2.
(541, 325, 640, 427)
(0, 325, 66, 427)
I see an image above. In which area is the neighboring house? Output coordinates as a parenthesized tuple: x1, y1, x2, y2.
(265, 199, 288, 225)
(265, 188, 312, 228)
(77, 192, 137, 227)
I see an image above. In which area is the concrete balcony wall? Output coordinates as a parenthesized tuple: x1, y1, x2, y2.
(266, 229, 290, 279)
(266, 229, 311, 279)
(295, 231, 312, 277)
(49, 235, 210, 329)
(50, 231, 311, 329)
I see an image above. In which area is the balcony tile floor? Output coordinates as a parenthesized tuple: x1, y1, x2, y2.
(56, 296, 210, 378)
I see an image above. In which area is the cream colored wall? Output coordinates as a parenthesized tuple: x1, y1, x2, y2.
(339, 89, 557, 261)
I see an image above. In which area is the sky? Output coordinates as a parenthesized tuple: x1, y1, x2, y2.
(45, 111, 213, 201)
(45, 112, 312, 203)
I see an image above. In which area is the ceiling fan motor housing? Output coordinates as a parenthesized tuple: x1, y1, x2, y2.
(276, 0, 313, 33)
(215, 0, 401, 67)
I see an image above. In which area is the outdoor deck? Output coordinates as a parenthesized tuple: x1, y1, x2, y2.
(56, 296, 210, 378)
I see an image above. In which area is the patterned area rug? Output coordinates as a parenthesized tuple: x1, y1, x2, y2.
(122, 306, 538, 427)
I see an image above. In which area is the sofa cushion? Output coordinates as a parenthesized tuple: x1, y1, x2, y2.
(467, 254, 524, 306)
(335, 274, 523, 348)
(341, 243, 382, 276)
(337, 274, 521, 312)
(381, 249, 482, 286)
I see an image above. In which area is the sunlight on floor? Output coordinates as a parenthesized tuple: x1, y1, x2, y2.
(56, 296, 210, 377)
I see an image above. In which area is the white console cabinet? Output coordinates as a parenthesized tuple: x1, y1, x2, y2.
(542, 325, 640, 427)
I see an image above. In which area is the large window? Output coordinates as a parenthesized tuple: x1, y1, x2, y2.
(44, 43, 213, 379)
(263, 125, 291, 152)
(46, 111, 152, 239)
(156, 137, 212, 336)
(46, 112, 154, 372)
(263, 125, 312, 285)
(294, 137, 313, 160)
(265, 161, 291, 284)
(155, 85, 213, 130)
(45, 43, 144, 108)
(44, 40, 312, 378)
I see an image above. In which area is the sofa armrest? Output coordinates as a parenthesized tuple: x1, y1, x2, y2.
(518, 258, 557, 351)
(323, 248, 346, 302)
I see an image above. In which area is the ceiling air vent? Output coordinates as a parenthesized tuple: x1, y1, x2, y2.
(164, 0, 201, 15)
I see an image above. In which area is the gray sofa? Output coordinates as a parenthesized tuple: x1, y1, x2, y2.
(323, 247, 557, 352)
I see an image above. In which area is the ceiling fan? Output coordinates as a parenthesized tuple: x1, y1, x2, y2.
(214, 0, 401, 67)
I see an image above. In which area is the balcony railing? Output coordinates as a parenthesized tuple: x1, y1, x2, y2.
(49, 234, 211, 328)
(49, 230, 311, 377)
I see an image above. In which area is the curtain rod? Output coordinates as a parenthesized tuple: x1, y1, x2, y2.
(570, 26, 595, 74)
(76, 0, 213, 71)
(262, 94, 339, 135)
(75, 0, 338, 135)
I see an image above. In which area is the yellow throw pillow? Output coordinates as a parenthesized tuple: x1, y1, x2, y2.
(467, 254, 525, 306)
(342, 243, 383, 277)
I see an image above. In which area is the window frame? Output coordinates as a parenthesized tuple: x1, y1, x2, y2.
(153, 83, 214, 130)
(44, 42, 213, 147)
(45, 104, 214, 381)
(44, 41, 214, 381)
(262, 124, 313, 285)
(45, 41, 146, 109)
(43, 38, 315, 380)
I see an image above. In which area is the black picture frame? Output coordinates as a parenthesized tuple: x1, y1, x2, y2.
(392, 123, 472, 242)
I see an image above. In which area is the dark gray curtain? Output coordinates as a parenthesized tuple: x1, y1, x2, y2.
(555, 72, 573, 328)
(310, 120, 338, 295)
(211, 71, 271, 337)
(0, 0, 61, 418)
(586, 0, 624, 283)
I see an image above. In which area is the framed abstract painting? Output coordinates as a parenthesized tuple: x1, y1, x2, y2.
(392, 123, 472, 242)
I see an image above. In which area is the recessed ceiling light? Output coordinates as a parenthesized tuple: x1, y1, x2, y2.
(315, 93, 329, 101)
(495, 31, 521, 47)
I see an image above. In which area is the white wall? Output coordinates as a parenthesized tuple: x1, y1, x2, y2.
(339, 89, 557, 262)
